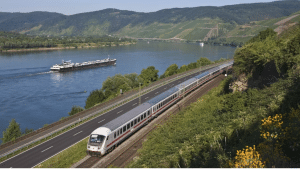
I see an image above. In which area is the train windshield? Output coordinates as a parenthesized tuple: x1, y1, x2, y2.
(89, 134, 105, 145)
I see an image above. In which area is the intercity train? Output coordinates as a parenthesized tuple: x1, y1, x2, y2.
(86, 61, 233, 156)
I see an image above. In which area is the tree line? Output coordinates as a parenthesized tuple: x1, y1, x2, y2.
(0, 31, 136, 50)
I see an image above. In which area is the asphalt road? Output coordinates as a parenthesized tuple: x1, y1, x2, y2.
(0, 68, 213, 168)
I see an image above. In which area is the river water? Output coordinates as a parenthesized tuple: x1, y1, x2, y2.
(0, 41, 235, 142)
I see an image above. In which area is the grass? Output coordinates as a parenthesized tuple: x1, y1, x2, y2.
(36, 138, 89, 168)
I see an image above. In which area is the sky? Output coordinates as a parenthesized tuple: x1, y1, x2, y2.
(1, 0, 278, 15)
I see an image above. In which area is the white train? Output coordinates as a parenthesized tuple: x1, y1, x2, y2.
(86, 61, 233, 156)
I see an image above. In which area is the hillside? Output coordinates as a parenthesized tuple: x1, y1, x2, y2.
(1, 0, 300, 42)
(127, 24, 300, 168)
(0, 11, 63, 32)
(210, 10, 300, 46)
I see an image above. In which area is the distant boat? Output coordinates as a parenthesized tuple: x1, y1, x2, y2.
(50, 58, 116, 72)
(147, 41, 150, 44)
(200, 42, 204, 47)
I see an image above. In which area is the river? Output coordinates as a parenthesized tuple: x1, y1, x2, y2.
(0, 41, 236, 143)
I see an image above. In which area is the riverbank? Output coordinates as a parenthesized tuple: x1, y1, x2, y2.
(0, 42, 136, 53)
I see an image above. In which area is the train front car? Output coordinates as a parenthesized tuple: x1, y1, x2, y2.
(87, 127, 111, 156)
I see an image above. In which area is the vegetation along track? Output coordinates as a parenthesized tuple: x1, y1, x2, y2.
(76, 72, 229, 168)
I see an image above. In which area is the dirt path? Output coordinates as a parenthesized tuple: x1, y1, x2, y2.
(275, 14, 299, 26)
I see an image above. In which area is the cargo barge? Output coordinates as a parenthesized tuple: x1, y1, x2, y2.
(50, 58, 116, 72)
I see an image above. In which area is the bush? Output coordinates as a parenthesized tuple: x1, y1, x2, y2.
(161, 64, 178, 78)
(85, 90, 106, 109)
(68, 105, 84, 116)
(139, 66, 159, 85)
(1, 119, 21, 144)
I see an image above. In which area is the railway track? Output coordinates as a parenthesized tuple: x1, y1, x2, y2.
(75, 74, 227, 168)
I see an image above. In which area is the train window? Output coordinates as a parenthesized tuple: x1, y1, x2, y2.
(144, 113, 146, 118)
(117, 130, 119, 136)
(148, 111, 150, 116)
(138, 117, 140, 122)
(131, 121, 133, 127)
(120, 128, 122, 135)
(134, 119, 137, 125)
(114, 132, 116, 138)
(141, 114, 143, 120)
(123, 126, 126, 132)
(107, 136, 109, 140)
(127, 123, 130, 129)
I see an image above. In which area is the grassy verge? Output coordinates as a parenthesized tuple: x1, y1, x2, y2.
(36, 138, 89, 168)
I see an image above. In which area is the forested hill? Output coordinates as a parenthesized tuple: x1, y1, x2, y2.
(0, 12, 63, 31)
(2, 1, 300, 39)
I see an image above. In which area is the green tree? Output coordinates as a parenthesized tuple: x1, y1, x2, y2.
(187, 62, 197, 70)
(197, 57, 212, 67)
(124, 73, 143, 89)
(85, 90, 106, 109)
(234, 36, 281, 76)
(178, 65, 188, 73)
(139, 66, 159, 85)
(247, 28, 277, 43)
(102, 74, 131, 95)
(68, 105, 84, 116)
(162, 64, 178, 77)
(1, 119, 22, 144)
(282, 32, 300, 71)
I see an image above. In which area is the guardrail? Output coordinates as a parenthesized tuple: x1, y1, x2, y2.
(0, 59, 233, 159)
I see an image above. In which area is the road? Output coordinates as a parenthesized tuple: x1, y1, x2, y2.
(0, 67, 213, 168)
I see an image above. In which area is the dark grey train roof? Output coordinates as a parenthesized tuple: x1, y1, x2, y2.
(103, 103, 152, 131)
(219, 61, 233, 69)
(147, 86, 179, 105)
(194, 71, 209, 79)
(174, 77, 197, 89)
(147, 77, 197, 105)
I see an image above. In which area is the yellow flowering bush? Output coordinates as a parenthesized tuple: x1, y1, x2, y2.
(230, 145, 265, 168)
(260, 114, 283, 140)
(258, 113, 291, 167)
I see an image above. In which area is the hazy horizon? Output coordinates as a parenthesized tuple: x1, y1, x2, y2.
(1, 0, 278, 15)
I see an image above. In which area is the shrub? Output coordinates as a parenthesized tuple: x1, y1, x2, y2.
(68, 105, 84, 116)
